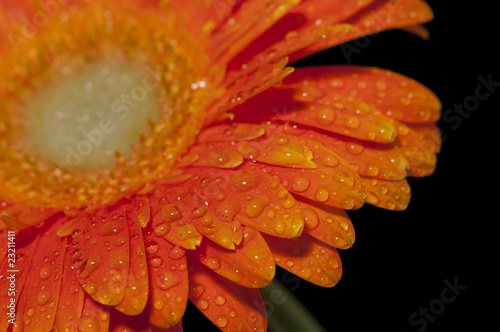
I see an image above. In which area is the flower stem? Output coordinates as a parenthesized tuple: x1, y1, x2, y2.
(260, 279, 326, 332)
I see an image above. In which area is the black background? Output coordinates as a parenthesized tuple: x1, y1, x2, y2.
(183, 1, 498, 331)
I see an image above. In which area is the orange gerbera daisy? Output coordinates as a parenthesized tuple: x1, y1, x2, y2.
(0, 0, 441, 331)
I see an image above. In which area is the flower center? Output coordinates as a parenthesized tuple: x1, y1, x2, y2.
(0, 1, 212, 211)
(26, 61, 161, 170)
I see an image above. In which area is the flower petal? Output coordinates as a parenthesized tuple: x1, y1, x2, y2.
(263, 232, 342, 287)
(185, 142, 244, 168)
(191, 226, 275, 288)
(299, 199, 355, 249)
(71, 206, 131, 307)
(0, 228, 39, 332)
(395, 123, 438, 177)
(289, 0, 434, 62)
(187, 254, 268, 331)
(198, 123, 266, 142)
(10, 220, 65, 332)
(143, 227, 189, 328)
(295, 126, 409, 181)
(115, 203, 150, 316)
(281, 66, 441, 124)
(80, 294, 111, 331)
(361, 176, 411, 210)
(54, 239, 86, 332)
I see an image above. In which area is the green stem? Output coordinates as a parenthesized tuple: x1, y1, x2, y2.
(260, 279, 326, 332)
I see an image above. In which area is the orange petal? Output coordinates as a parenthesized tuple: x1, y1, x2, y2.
(395, 123, 438, 177)
(400, 24, 431, 40)
(187, 255, 268, 331)
(143, 227, 189, 328)
(228, 0, 378, 70)
(0, 228, 39, 332)
(0, 203, 58, 230)
(243, 132, 317, 168)
(362, 176, 412, 210)
(158, 164, 305, 239)
(208, 0, 301, 64)
(191, 226, 275, 288)
(185, 142, 244, 168)
(251, 126, 366, 210)
(54, 238, 86, 332)
(295, 126, 409, 180)
(299, 199, 355, 249)
(115, 203, 150, 316)
(79, 294, 111, 331)
(71, 206, 130, 307)
(289, 0, 434, 62)
(11, 220, 65, 332)
(197, 123, 266, 142)
(287, 66, 441, 124)
(263, 232, 343, 287)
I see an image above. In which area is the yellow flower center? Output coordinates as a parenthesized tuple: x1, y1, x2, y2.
(26, 60, 161, 170)
(0, 1, 211, 211)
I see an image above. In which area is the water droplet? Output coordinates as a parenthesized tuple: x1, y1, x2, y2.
(39, 267, 51, 280)
(246, 196, 270, 218)
(198, 299, 209, 310)
(110, 250, 128, 269)
(156, 272, 180, 290)
(37, 291, 51, 305)
(315, 188, 329, 202)
(161, 204, 182, 222)
(169, 246, 185, 260)
(217, 202, 240, 221)
(300, 266, 313, 278)
(79, 255, 101, 279)
(146, 241, 160, 254)
(321, 155, 339, 167)
(354, 102, 371, 115)
(26, 307, 35, 317)
(191, 207, 207, 219)
(206, 257, 221, 270)
(245, 248, 267, 267)
(292, 85, 325, 103)
(190, 284, 205, 298)
(274, 220, 285, 234)
(98, 221, 125, 236)
(346, 142, 364, 155)
(291, 176, 311, 193)
(341, 197, 355, 209)
(302, 208, 319, 230)
(316, 108, 335, 125)
(78, 317, 99, 332)
(98, 291, 112, 305)
(85, 282, 97, 295)
(215, 315, 228, 328)
(344, 116, 360, 129)
(154, 298, 165, 310)
(365, 163, 380, 177)
(149, 256, 163, 268)
(231, 171, 259, 191)
(214, 294, 226, 306)
(154, 223, 170, 236)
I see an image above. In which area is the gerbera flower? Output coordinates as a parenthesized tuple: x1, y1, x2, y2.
(0, 0, 441, 331)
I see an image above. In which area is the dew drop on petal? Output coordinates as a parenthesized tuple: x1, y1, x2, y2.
(39, 267, 51, 280)
(315, 188, 330, 202)
(98, 221, 125, 236)
(149, 255, 163, 268)
(214, 294, 226, 306)
(291, 176, 311, 192)
(26, 307, 35, 317)
(215, 315, 228, 328)
(206, 257, 221, 270)
(37, 291, 51, 305)
(316, 107, 335, 125)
